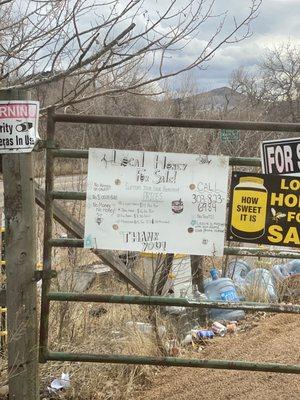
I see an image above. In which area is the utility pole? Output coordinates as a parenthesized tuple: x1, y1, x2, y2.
(1, 89, 39, 399)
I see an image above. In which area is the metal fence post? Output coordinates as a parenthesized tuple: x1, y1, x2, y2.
(1, 89, 39, 400)
(39, 106, 55, 362)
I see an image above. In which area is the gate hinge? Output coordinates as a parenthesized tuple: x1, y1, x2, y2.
(46, 139, 60, 149)
(33, 270, 57, 281)
(33, 139, 46, 152)
(34, 139, 60, 150)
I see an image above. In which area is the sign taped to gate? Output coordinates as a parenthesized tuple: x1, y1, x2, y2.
(0, 101, 39, 153)
(227, 171, 300, 248)
(261, 137, 300, 175)
(84, 148, 229, 256)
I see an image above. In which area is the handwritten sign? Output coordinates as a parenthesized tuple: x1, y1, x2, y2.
(0, 101, 39, 153)
(261, 137, 300, 175)
(227, 171, 300, 248)
(84, 149, 229, 256)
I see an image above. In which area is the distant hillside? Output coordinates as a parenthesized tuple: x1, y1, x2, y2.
(174, 86, 247, 115)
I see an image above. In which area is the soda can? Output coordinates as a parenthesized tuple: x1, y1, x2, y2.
(196, 330, 214, 339)
(212, 322, 227, 337)
(226, 322, 237, 334)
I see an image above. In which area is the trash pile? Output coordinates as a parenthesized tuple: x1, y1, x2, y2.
(205, 258, 300, 306)
(226, 258, 300, 301)
(162, 319, 240, 356)
(84, 258, 300, 365)
(181, 320, 238, 348)
(162, 258, 300, 344)
(163, 266, 245, 322)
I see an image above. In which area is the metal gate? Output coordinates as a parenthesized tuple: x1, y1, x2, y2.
(39, 108, 300, 374)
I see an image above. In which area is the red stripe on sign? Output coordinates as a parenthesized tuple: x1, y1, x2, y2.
(0, 103, 36, 119)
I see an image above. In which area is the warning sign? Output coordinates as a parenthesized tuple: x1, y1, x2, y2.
(0, 101, 39, 153)
(261, 137, 300, 175)
(227, 171, 300, 248)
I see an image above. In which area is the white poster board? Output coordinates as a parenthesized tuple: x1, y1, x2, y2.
(0, 101, 39, 153)
(84, 149, 229, 256)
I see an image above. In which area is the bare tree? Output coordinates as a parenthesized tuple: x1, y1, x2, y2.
(230, 66, 266, 108)
(261, 42, 300, 122)
(230, 42, 300, 122)
(0, 0, 261, 110)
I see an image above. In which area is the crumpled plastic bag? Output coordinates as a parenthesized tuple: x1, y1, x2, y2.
(47, 372, 70, 393)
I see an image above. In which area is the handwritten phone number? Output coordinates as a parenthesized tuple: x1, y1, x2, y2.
(192, 193, 224, 212)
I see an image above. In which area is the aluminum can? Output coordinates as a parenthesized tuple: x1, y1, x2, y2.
(226, 322, 237, 334)
(212, 322, 227, 337)
(196, 330, 214, 339)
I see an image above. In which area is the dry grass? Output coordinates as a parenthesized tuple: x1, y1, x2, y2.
(0, 272, 165, 400)
(1, 252, 299, 399)
(40, 324, 160, 399)
(0, 355, 7, 395)
(38, 265, 166, 400)
(243, 282, 271, 303)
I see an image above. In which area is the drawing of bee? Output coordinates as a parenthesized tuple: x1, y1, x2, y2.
(271, 208, 286, 223)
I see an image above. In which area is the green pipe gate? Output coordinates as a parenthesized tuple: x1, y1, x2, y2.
(39, 109, 300, 374)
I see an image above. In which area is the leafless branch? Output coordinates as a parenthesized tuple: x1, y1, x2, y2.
(0, 0, 262, 110)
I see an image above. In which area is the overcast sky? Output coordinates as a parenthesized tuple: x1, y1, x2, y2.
(181, 0, 300, 91)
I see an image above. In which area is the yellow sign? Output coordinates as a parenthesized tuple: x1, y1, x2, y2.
(228, 172, 300, 248)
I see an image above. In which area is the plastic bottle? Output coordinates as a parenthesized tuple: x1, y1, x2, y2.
(165, 290, 186, 315)
(210, 268, 219, 280)
(181, 333, 193, 346)
(272, 264, 288, 282)
(272, 260, 300, 283)
(226, 259, 251, 290)
(204, 275, 245, 321)
(285, 259, 300, 276)
(191, 284, 202, 301)
(188, 284, 208, 323)
(245, 268, 277, 302)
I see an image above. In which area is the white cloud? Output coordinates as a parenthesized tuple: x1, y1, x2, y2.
(170, 0, 300, 89)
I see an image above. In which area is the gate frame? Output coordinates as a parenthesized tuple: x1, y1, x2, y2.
(39, 108, 300, 374)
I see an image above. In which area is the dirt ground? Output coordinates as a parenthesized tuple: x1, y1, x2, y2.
(133, 313, 300, 400)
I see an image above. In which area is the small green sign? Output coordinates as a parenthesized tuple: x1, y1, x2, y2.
(220, 129, 240, 141)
